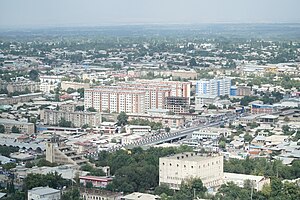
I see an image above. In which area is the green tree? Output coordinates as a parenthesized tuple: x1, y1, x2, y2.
(75, 105, 84, 111)
(87, 107, 97, 112)
(86, 182, 93, 188)
(59, 118, 72, 128)
(37, 159, 57, 167)
(244, 133, 253, 143)
(25, 161, 35, 168)
(2, 162, 16, 170)
(165, 127, 170, 133)
(11, 126, 20, 133)
(28, 69, 39, 81)
(0, 124, 5, 133)
(154, 183, 174, 196)
(117, 112, 128, 126)
(61, 188, 81, 200)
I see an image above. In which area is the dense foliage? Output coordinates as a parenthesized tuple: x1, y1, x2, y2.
(0, 145, 19, 157)
(214, 178, 300, 200)
(224, 157, 300, 180)
(92, 146, 193, 193)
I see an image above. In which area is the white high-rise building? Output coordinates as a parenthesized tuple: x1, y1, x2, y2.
(196, 78, 231, 96)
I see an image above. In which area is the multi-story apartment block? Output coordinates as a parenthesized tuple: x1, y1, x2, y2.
(196, 78, 231, 96)
(6, 81, 40, 93)
(195, 94, 218, 110)
(0, 118, 35, 134)
(28, 187, 61, 200)
(84, 87, 145, 113)
(61, 81, 90, 91)
(159, 152, 223, 190)
(135, 80, 191, 98)
(237, 86, 252, 96)
(165, 96, 189, 114)
(192, 128, 231, 140)
(39, 75, 63, 84)
(39, 82, 58, 94)
(0, 92, 43, 105)
(251, 103, 275, 114)
(116, 83, 171, 110)
(41, 109, 101, 128)
(127, 113, 185, 128)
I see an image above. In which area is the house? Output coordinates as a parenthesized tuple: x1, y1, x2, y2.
(121, 192, 160, 200)
(28, 187, 61, 200)
(79, 176, 113, 188)
(224, 173, 270, 191)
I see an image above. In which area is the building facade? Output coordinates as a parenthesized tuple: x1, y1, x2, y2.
(0, 118, 35, 134)
(41, 109, 101, 128)
(192, 128, 231, 140)
(46, 138, 88, 166)
(28, 187, 61, 200)
(6, 81, 40, 93)
(61, 81, 90, 91)
(223, 173, 270, 191)
(40, 82, 58, 94)
(0, 92, 43, 105)
(165, 97, 189, 114)
(159, 152, 223, 190)
(135, 79, 191, 98)
(84, 87, 145, 113)
(196, 78, 231, 96)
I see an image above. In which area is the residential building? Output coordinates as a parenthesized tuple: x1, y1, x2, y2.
(134, 80, 191, 98)
(80, 189, 123, 200)
(159, 152, 223, 190)
(165, 96, 189, 114)
(41, 109, 101, 128)
(192, 128, 231, 140)
(224, 173, 270, 191)
(61, 81, 90, 91)
(195, 94, 218, 110)
(46, 137, 89, 166)
(171, 70, 197, 80)
(251, 103, 275, 114)
(6, 81, 40, 93)
(196, 78, 231, 96)
(39, 75, 63, 84)
(84, 87, 145, 113)
(40, 82, 58, 94)
(0, 92, 43, 105)
(28, 187, 61, 200)
(79, 176, 113, 188)
(127, 113, 185, 128)
(0, 118, 35, 134)
(114, 84, 171, 110)
(121, 192, 161, 200)
(237, 86, 251, 96)
(125, 125, 151, 135)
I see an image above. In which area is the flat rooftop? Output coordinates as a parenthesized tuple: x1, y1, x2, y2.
(160, 152, 222, 162)
(29, 187, 60, 195)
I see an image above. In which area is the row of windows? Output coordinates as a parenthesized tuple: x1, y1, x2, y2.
(162, 161, 220, 168)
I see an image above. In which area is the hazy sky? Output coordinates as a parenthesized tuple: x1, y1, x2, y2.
(1, 0, 300, 28)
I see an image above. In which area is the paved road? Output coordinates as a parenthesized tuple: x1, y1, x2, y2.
(86, 121, 222, 157)
(85, 115, 237, 157)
